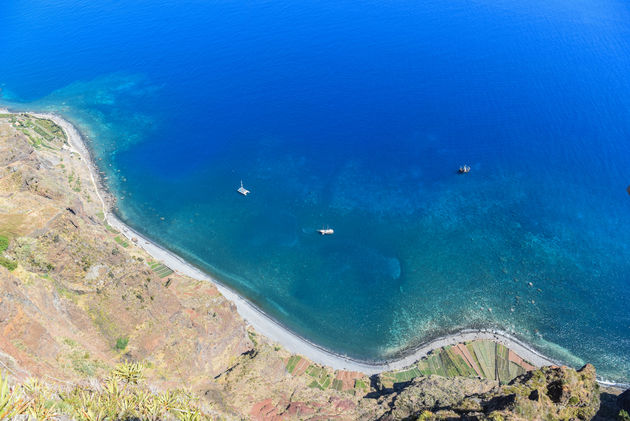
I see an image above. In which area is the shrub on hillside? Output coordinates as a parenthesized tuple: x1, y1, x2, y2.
(0, 235, 8, 252)
(0, 256, 17, 271)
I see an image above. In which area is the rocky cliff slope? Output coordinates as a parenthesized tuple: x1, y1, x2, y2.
(0, 113, 626, 420)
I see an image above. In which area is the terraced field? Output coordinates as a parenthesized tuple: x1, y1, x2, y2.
(380, 340, 535, 389)
(284, 340, 536, 394)
(285, 356, 367, 394)
(148, 261, 174, 278)
(5, 114, 66, 149)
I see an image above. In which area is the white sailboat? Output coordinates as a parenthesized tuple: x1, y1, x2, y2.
(237, 180, 250, 196)
(318, 226, 334, 235)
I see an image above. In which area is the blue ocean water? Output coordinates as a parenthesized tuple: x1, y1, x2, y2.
(2, 0, 630, 382)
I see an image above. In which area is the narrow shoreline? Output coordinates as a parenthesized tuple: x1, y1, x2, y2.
(2, 108, 626, 387)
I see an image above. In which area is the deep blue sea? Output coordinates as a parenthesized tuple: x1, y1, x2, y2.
(2, 0, 630, 382)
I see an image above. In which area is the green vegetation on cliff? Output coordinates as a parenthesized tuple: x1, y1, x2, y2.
(1, 363, 210, 420)
(0, 235, 16, 271)
(377, 364, 602, 420)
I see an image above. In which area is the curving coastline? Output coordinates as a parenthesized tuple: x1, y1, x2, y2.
(0, 107, 610, 379)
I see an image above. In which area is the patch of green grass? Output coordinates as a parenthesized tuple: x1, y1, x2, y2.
(0, 256, 17, 271)
(20, 128, 43, 148)
(247, 331, 258, 347)
(440, 347, 476, 377)
(158, 269, 173, 278)
(354, 379, 368, 391)
(105, 224, 119, 233)
(150, 262, 174, 278)
(115, 337, 129, 351)
(306, 365, 323, 378)
(320, 374, 331, 389)
(33, 117, 64, 140)
(286, 356, 301, 374)
(0, 235, 9, 252)
(69, 350, 100, 377)
(496, 343, 512, 382)
(63, 338, 78, 347)
(114, 236, 129, 248)
(88, 306, 119, 340)
(392, 366, 422, 382)
(54, 283, 78, 302)
(31, 123, 53, 141)
(307, 370, 332, 390)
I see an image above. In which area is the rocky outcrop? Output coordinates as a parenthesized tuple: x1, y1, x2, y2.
(374, 375, 497, 420)
(372, 364, 601, 420)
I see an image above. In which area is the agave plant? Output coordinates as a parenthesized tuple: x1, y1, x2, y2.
(20, 377, 58, 420)
(0, 371, 29, 420)
(22, 377, 46, 396)
(66, 390, 111, 421)
(77, 407, 108, 421)
(111, 362, 144, 386)
(176, 388, 198, 405)
(27, 399, 58, 421)
(139, 395, 164, 421)
(2, 365, 210, 421)
(113, 393, 137, 419)
(158, 390, 178, 412)
(103, 377, 122, 401)
(173, 408, 203, 421)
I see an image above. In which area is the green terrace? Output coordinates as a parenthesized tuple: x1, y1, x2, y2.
(114, 236, 129, 248)
(284, 340, 535, 395)
(148, 261, 174, 278)
(285, 356, 368, 394)
(2, 114, 66, 149)
(306, 365, 331, 390)
(379, 340, 534, 389)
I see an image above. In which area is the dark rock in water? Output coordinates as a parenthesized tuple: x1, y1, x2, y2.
(627, 185, 630, 195)
(619, 389, 630, 412)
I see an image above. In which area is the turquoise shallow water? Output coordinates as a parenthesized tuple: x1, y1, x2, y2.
(2, 0, 630, 382)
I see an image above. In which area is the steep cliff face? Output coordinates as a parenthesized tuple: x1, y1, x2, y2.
(0, 114, 625, 420)
(0, 114, 253, 393)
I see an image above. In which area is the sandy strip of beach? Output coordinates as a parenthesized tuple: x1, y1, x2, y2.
(3, 108, 561, 375)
